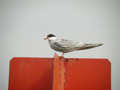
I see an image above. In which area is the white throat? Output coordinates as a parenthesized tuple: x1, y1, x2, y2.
(49, 37, 57, 40)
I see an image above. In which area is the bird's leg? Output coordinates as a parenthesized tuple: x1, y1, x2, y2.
(61, 52, 64, 57)
(54, 52, 58, 56)
(59, 52, 64, 59)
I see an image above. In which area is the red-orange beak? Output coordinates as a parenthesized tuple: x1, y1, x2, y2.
(44, 37, 48, 40)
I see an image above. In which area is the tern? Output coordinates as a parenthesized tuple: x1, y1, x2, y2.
(44, 34, 103, 56)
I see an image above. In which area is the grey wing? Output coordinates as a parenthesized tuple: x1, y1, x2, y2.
(52, 38, 103, 52)
(55, 38, 99, 50)
(53, 39, 77, 52)
(54, 38, 81, 49)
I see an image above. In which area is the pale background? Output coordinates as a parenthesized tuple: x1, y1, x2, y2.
(0, 0, 120, 90)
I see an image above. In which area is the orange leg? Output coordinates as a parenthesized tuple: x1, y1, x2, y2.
(62, 52, 64, 57)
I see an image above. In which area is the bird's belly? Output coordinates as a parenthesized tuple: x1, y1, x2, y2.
(50, 44, 72, 53)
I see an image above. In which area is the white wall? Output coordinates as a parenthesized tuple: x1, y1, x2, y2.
(0, 0, 120, 90)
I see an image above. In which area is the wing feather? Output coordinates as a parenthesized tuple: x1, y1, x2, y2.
(54, 38, 82, 48)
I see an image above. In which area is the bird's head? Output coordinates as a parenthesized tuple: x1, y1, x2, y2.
(44, 34, 56, 40)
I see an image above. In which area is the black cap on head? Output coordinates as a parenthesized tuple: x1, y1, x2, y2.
(47, 34, 56, 38)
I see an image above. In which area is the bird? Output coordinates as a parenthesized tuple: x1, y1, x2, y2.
(44, 34, 103, 56)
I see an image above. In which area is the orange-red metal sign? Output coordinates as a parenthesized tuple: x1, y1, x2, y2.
(9, 55, 111, 90)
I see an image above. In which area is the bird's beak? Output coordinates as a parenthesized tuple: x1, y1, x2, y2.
(44, 37, 48, 40)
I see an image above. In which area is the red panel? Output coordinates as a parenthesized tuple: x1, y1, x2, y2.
(9, 56, 111, 90)
(9, 58, 53, 90)
(64, 58, 111, 90)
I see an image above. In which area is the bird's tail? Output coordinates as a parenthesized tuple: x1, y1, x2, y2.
(76, 43, 104, 50)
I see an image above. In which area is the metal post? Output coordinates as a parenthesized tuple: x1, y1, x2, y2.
(52, 53, 65, 90)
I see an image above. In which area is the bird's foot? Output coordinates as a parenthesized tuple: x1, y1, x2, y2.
(54, 52, 58, 56)
(62, 52, 64, 56)
(59, 52, 64, 59)
(54, 52, 64, 59)
(59, 56, 64, 59)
